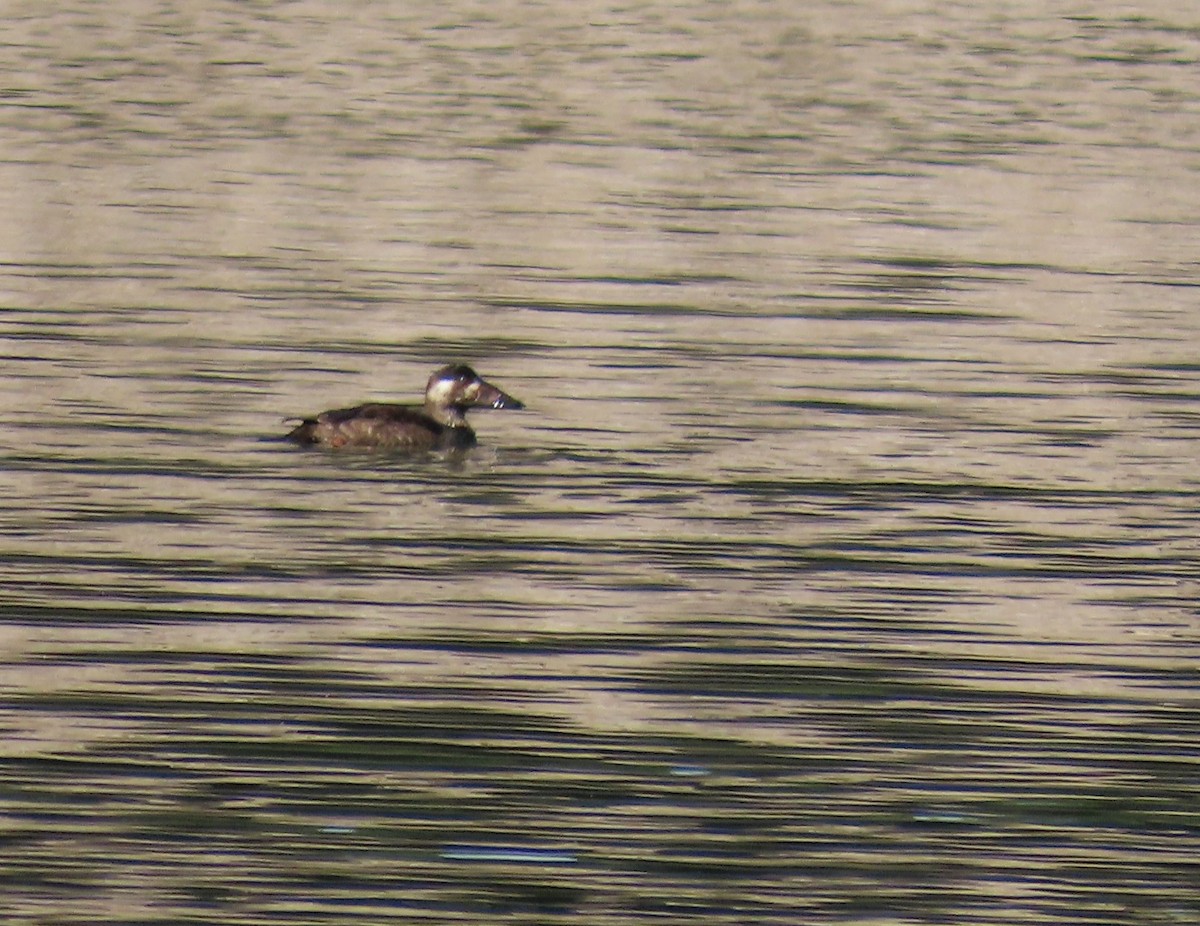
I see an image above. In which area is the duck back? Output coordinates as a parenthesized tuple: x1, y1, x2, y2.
(287, 403, 475, 452)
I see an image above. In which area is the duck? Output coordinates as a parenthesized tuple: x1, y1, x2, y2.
(285, 363, 524, 452)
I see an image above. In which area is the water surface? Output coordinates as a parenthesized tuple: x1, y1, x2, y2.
(1, 2, 1198, 924)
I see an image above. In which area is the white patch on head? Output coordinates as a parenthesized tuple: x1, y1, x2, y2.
(428, 373, 479, 407)
(427, 376, 458, 406)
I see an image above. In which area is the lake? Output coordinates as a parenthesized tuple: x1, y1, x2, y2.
(1, 2, 1197, 923)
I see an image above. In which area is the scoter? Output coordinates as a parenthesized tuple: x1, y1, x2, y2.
(285, 364, 524, 452)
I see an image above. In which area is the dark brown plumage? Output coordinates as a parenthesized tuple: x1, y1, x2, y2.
(285, 364, 523, 452)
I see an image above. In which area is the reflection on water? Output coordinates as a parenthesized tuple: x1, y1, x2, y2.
(2, 1, 1198, 923)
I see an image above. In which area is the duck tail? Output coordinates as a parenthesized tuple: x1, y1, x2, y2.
(281, 416, 320, 445)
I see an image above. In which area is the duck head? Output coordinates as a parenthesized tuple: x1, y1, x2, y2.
(424, 364, 524, 425)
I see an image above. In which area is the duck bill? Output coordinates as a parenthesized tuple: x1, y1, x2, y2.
(476, 381, 524, 411)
